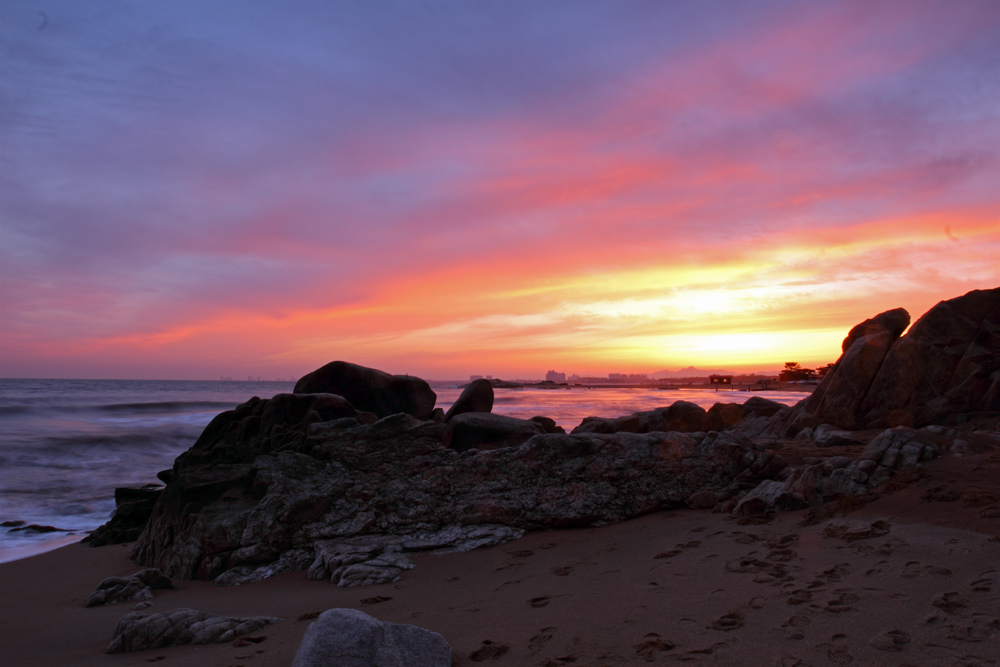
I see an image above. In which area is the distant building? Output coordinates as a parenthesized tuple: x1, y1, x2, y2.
(709, 374, 733, 390)
(608, 373, 627, 381)
(545, 370, 566, 383)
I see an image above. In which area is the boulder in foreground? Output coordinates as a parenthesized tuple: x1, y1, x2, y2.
(291, 608, 451, 667)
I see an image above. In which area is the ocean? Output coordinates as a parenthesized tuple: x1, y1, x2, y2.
(0, 378, 806, 563)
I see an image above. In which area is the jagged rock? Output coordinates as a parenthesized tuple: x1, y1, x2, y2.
(786, 288, 999, 433)
(106, 607, 281, 653)
(84, 569, 173, 607)
(447, 412, 546, 451)
(732, 426, 953, 514)
(792, 307, 911, 432)
(294, 361, 437, 419)
(306, 525, 524, 587)
(444, 378, 493, 421)
(858, 288, 1000, 427)
(133, 406, 786, 582)
(85, 486, 162, 547)
(291, 608, 451, 667)
(841, 308, 911, 353)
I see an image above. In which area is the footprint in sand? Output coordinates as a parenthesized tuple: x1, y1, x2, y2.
(932, 591, 970, 614)
(732, 531, 765, 545)
(551, 566, 572, 576)
(710, 611, 745, 631)
(816, 634, 854, 665)
(970, 570, 997, 593)
(902, 562, 953, 578)
(869, 629, 911, 651)
(677, 540, 702, 549)
(633, 632, 676, 661)
(786, 589, 813, 605)
(508, 549, 534, 558)
(821, 592, 860, 613)
(654, 549, 682, 559)
(469, 640, 509, 662)
(541, 655, 578, 666)
(528, 627, 556, 653)
(530, 596, 552, 608)
(360, 595, 392, 605)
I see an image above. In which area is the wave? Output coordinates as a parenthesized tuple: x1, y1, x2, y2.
(0, 400, 236, 419)
(98, 400, 236, 414)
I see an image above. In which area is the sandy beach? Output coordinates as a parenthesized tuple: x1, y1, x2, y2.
(3, 442, 997, 667)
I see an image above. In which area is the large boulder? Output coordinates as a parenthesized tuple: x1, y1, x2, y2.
(294, 361, 436, 420)
(637, 401, 708, 432)
(858, 288, 1000, 427)
(444, 379, 493, 421)
(447, 412, 547, 451)
(291, 608, 451, 667)
(785, 288, 999, 432)
(793, 307, 911, 431)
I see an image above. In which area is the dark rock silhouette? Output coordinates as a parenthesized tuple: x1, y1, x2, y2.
(444, 378, 493, 421)
(447, 412, 546, 451)
(788, 287, 999, 432)
(84, 487, 162, 547)
(131, 397, 784, 581)
(294, 360, 437, 419)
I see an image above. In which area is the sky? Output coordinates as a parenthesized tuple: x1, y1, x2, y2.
(1, 0, 998, 381)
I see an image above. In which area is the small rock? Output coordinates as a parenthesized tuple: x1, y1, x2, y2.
(84, 569, 174, 607)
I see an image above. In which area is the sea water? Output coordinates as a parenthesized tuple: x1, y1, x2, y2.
(0, 378, 806, 563)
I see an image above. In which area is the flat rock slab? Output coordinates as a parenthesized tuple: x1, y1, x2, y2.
(291, 608, 451, 667)
(84, 568, 173, 607)
(106, 607, 281, 653)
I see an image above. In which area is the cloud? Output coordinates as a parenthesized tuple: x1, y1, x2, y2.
(1, 0, 998, 378)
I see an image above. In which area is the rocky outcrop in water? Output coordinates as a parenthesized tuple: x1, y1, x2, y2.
(291, 608, 451, 667)
(444, 378, 493, 421)
(294, 360, 437, 419)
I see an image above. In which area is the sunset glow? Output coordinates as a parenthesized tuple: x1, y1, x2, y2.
(1, 1, 998, 380)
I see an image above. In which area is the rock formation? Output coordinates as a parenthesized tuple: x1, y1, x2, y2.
(84, 568, 173, 607)
(291, 608, 451, 667)
(787, 287, 999, 433)
(106, 608, 281, 653)
(444, 378, 493, 421)
(294, 360, 436, 419)
(105, 290, 997, 586)
(131, 389, 784, 582)
(84, 486, 162, 547)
